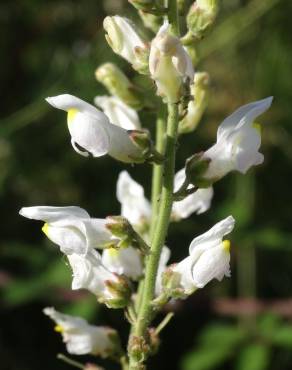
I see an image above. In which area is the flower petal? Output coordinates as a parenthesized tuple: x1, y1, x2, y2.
(94, 95, 141, 130)
(189, 216, 235, 254)
(102, 246, 143, 280)
(172, 187, 214, 219)
(46, 94, 102, 117)
(116, 171, 151, 225)
(68, 111, 110, 157)
(19, 206, 89, 223)
(217, 97, 273, 141)
(191, 245, 230, 288)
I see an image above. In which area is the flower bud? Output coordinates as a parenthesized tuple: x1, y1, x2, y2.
(106, 215, 150, 255)
(179, 72, 210, 134)
(103, 16, 149, 74)
(95, 63, 144, 109)
(138, 10, 162, 33)
(149, 22, 194, 103)
(186, 0, 218, 39)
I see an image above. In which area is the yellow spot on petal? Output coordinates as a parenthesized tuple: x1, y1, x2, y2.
(252, 122, 261, 133)
(42, 222, 49, 236)
(222, 240, 231, 252)
(54, 325, 64, 333)
(67, 108, 79, 126)
(108, 248, 119, 259)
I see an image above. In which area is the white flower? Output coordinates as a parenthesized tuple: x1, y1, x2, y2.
(68, 249, 131, 308)
(173, 216, 235, 293)
(149, 22, 194, 102)
(172, 168, 213, 219)
(94, 95, 141, 130)
(102, 246, 143, 280)
(117, 171, 151, 227)
(155, 246, 171, 296)
(19, 206, 114, 255)
(43, 307, 117, 356)
(45, 94, 144, 163)
(203, 97, 273, 180)
(103, 16, 148, 71)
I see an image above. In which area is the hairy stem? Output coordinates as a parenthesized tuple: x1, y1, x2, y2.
(129, 103, 179, 369)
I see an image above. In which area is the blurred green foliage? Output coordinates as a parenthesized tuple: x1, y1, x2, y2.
(0, 0, 292, 370)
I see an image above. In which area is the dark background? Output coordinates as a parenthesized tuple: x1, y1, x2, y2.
(0, 1, 292, 369)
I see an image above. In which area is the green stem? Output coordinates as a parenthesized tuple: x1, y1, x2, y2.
(168, 0, 180, 36)
(129, 103, 179, 369)
(150, 107, 167, 238)
(134, 108, 166, 315)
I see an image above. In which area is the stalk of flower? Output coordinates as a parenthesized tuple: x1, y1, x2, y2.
(43, 307, 121, 357)
(163, 216, 235, 297)
(103, 16, 149, 74)
(45, 94, 147, 163)
(19, 206, 114, 255)
(94, 95, 142, 130)
(149, 22, 194, 103)
(68, 249, 132, 309)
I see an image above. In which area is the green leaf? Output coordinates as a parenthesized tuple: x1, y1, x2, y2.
(258, 313, 281, 339)
(272, 326, 292, 348)
(199, 324, 246, 347)
(180, 346, 231, 370)
(236, 343, 270, 370)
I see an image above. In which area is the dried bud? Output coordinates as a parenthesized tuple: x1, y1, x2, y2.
(128, 335, 151, 364)
(101, 275, 132, 309)
(95, 63, 144, 109)
(148, 328, 160, 355)
(161, 265, 187, 299)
